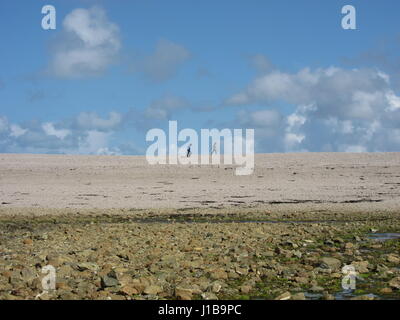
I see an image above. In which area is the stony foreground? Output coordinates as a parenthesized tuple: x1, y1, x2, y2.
(1, 210, 399, 300)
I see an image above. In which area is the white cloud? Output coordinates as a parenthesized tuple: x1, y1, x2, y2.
(10, 124, 27, 138)
(226, 67, 391, 119)
(42, 122, 70, 139)
(227, 65, 400, 153)
(0, 111, 127, 155)
(48, 7, 121, 78)
(78, 130, 115, 155)
(386, 91, 400, 111)
(284, 107, 309, 152)
(284, 133, 305, 150)
(96, 147, 121, 156)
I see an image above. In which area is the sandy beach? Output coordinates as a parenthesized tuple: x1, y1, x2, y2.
(1, 152, 400, 214)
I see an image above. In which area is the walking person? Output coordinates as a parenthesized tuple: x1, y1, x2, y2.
(211, 142, 217, 155)
(186, 144, 192, 158)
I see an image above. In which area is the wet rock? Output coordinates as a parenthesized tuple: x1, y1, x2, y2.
(235, 267, 248, 276)
(101, 272, 119, 288)
(380, 287, 393, 294)
(34, 234, 48, 241)
(201, 292, 218, 300)
(119, 285, 138, 296)
(291, 292, 306, 300)
(285, 240, 298, 249)
(57, 264, 74, 278)
(210, 269, 228, 280)
(345, 243, 355, 250)
(20, 268, 36, 283)
(387, 254, 400, 264)
(309, 285, 324, 293)
(77, 262, 99, 272)
(47, 254, 71, 267)
(375, 264, 389, 273)
(351, 261, 370, 274)
(228, 271, 239, 279)
(130, 279, 146, 294)
(320, 257, 341, 271)
(322, 292, 335, 300)
(294, 277, 308, 284)
(175, 287, 193, 300)
(275, 291, 291, 300)
(211, 282, 222, 293)
(389, 277, 400, 290)
(292, 250, 302, 258)
(56, 281, 71, 290)
(264, 250, 275, 257)
(325, 240, 334, 246)
(23, 239, 33, 245)
(240, 285, 252, 294)
(36, 292, 52, 300)
(333, 237, 344, 244)
(58, 291, 77, 300)
(144, 285, 163, 295)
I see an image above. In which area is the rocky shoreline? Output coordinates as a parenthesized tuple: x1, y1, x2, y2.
(0, 209, 399, 300)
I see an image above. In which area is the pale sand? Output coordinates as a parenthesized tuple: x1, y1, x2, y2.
(0, 153, 400, 215)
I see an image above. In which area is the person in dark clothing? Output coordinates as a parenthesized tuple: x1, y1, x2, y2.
(186, 144, 192, 158)
(211, 142, 217, 155)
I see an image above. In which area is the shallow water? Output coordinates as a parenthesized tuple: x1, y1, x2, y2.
(335, 291, 379, 300)
(368, 233, 400, 241)
(303, 290, 381, 301)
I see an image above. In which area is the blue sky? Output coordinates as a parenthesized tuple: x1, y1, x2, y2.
(1, 0, 400, 154)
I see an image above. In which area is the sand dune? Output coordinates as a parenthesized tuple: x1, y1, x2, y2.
(0, 153, 399, 213)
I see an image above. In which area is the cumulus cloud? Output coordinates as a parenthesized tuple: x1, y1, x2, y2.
(42, 122, 71, 139)
(0, 93, 190, 155)
(48, 6, 121, 78)
(77, 130, 115, 154)
(226, 67, 390, 112)
(226, 65, 400, 153)
(131, 39, 191, 82)
(10, 124, 28, 138)
(0, 112, 123, 155)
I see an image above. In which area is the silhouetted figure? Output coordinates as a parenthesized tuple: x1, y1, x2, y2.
(211, 142, 217, 155)
(186, 144, 192, 158)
